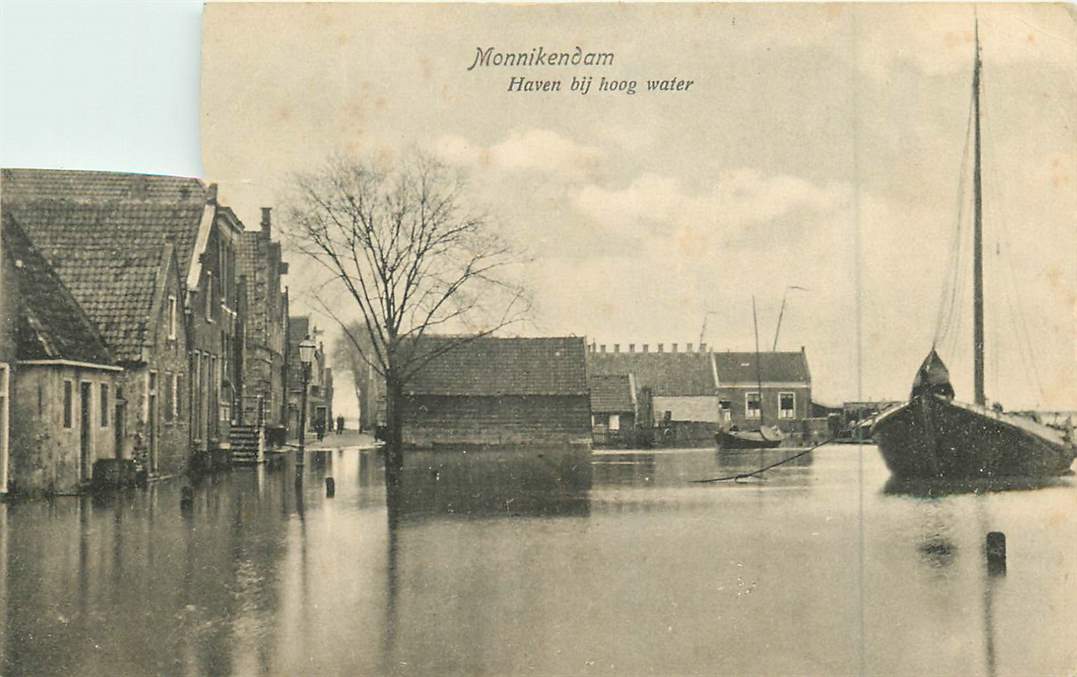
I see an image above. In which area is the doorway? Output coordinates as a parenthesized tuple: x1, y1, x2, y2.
(79, 381, 92, 482)
(148, 372, 159, 474)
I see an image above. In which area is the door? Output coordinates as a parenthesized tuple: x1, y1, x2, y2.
(148, 372, 158, 473)
(80, 382, 92, 481)
(114, 401, 125, 459)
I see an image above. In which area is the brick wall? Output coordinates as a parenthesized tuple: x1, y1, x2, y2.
(401, 394, 591, 448)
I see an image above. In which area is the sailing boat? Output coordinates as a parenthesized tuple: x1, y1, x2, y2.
(871, 23, 1076, 480)
(716, 296, 784, 450)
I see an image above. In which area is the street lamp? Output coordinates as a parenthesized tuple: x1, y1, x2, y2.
(295, 335, 317, 483)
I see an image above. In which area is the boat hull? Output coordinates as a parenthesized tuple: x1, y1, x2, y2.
(716, 428, 784, 451)
(872, 395, 1075, 480)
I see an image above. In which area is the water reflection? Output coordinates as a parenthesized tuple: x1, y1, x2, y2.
(883, 474, 1071, 497)
(0, 445, 1073, 676)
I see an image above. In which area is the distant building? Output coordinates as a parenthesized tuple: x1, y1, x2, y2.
(589, 346, 718, 445)
(589, 373, 640, 448)
(287, 316, 333, 436)
(400, 336, 591, 448)
(589, 343, 816, 446)
(713, 349, 812, 430)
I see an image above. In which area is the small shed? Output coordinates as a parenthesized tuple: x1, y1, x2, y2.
(401, 336, 591, 448)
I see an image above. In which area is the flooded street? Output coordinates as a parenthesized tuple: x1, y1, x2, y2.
(1, 443, 1074, 676)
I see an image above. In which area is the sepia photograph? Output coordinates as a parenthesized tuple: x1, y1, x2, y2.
(1, 2, 1075, 675)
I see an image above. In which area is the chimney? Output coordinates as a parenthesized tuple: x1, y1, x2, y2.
(600, 344, 606, 353)
(642, 344, 650, 353)
(261, 207, 272, 239)
(700, 342, 708, 352)
(629, 344, 635, 353)
(687, 343, 694, 352)
(672, 343, 679, 353)
(658, 343, 664, 353)
(613, 344, 620, 353)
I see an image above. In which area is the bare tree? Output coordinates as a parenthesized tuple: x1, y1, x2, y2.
(284, 151, 530, 465)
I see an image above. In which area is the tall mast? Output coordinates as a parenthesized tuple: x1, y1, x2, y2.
(753, 296, 765, 426)
(972, 17, 986, 406)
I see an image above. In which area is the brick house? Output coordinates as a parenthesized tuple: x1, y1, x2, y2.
(236, 208, 289, 433)
(589, 373, 639, 448)
(0, 169, 247, 479)
(400, 336, 591, 448)
(0, 204, 190, 492)
(713, 349, 812, 432)
(286, 316, 333, 436)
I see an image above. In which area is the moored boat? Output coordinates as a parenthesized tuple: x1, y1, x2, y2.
(871, 23, 1076, 480)
(716, 426, 783, 450)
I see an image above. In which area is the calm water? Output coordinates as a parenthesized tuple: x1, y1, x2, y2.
(1, 444, 1074, 676)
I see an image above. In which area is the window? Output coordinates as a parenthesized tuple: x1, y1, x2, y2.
(779, 392, 796, 419)
(63, 380, 73, 428)
(175, 373, 183, 419)
(609, 413, 621, 431)
(205, 271, 214, 322)
(746, 392, 761, 420)
(100, 384, 109, 427)
(168, 295, 177, 339)
(719, 400, 732, 422)
(164, 373, 174, 423)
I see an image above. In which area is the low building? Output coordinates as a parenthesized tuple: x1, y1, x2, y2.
(589, 345, 718, 446)
(2, 214, 190, 493)
(401, 336, 591, 448)
(589, 373, 640, 448)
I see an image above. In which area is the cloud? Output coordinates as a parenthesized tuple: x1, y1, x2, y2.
(573, 169, 850, 252)
(434, 128, 603, 180)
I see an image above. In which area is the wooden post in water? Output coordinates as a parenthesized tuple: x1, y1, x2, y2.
(986, 531, 1006, 576)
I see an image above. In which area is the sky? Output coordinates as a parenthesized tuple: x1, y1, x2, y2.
(201, 3, 1076, 418)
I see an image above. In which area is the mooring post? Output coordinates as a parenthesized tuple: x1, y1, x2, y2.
(325, 477, 335, 497)
(180, 485, 194, 511)
(986, 531, 1006, 576)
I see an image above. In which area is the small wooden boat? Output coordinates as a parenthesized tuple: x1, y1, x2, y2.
(716, 426, 783, 450)
(716, 296, 786, 451)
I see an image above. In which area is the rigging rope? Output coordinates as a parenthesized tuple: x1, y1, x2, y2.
(979, 74, 1048, 405)
(932, 85, 977, 350)
(690, 437, 835, 484)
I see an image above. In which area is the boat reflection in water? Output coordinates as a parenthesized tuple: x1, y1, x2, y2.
(882, 469, 1071, 498)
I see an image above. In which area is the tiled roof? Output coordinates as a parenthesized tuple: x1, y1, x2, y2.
(405, 336, 589, 397)
(589, 374, 634, 413)
(1, 169, 208, 362)
(1, 168, 204, 203)
(588, 352, 716, 396)
(4, 214, 112, 365)
(713, 351, 810, 384)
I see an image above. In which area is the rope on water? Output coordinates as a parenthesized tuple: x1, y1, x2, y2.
(690, 437, 837, 484)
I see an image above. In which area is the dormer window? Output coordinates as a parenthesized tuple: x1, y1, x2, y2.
(168, 295, 177, 339)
